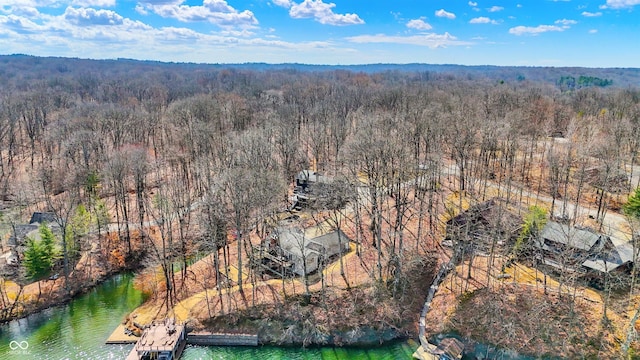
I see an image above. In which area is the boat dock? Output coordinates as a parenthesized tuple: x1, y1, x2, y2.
(126, 319, 186, 360)
(187, 332, 258, 346)
(413, 337, 464, 360)
(108, 318, 259, 359)
(105, 324, 139, 344)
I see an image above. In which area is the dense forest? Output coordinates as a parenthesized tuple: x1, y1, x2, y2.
(1, 55, 640, 358)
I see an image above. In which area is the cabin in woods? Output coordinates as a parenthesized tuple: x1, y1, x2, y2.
(276, 227, 350, 276)
(537, 221, 633, 275)
(584, 166, 629, 194)
(29, 212, 59, 225)
(253, 223, 351, 277)
(7, 212, 60, 247)
(1, 212, 60, 272)
(444, 199, 521, 254)
(290, 170, 332, 210)
(295, 170, 330, 191)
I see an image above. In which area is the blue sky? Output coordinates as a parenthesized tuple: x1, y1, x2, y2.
(0, 0, 638, 67)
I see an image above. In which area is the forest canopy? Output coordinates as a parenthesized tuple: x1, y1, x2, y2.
(1, 55, 640, 358)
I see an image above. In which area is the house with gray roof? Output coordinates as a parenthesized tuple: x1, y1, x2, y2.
(290, 170, 333, 210)
(258, 224, 350, 277)
(8, 212, 59, 247)
(276, 226, 350, 276)
(3, 212, 61, 273)
(29, 212, 58, 225)
(8, 224, 39, 247)
(537, 221, 631, 274)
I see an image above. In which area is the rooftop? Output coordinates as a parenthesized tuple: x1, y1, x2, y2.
(540, 221, 602, 252)
(29, 212, 58, 225)
(539, 221, 632, 273)
(296, 170, 331, 184)
(276, 226, 350, 259)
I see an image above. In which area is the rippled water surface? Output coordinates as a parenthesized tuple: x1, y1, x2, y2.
(0, 274, 415, 359)
(181, 343, 416, 359)
(0, 274, 143, 359)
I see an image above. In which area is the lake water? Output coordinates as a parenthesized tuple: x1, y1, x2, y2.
(0, 273, 415, 359)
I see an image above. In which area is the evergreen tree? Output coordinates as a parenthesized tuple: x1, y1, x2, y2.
(23, 224, 60, 282)
(65, 204, 92, 258)
(23, 238, 49, 281)
(624, 187, 640, 220)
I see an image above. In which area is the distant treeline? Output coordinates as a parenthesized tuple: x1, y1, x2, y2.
(557, 75, 613, 90)
(1, 54, 639, 88)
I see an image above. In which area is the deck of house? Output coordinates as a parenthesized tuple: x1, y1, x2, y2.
(126, 319, 186, 360)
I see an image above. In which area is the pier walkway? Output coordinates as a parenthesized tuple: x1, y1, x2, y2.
(126, 319, 186, 360)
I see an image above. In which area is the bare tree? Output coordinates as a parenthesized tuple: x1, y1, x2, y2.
(309, 177, 356, 286)
(217, 130, 284, 290)
(104, 149, 133, 256)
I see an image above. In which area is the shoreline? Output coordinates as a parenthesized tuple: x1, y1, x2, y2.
(108, 321, 414, 348)
(0, 267, 139, 325)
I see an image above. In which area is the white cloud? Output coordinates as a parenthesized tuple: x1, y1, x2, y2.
(64, 7, 124, 26)
(287, 0, 364, 26)
(0, 9, 349, 63)
(272, 0, 292, 8)
(554, 18, 577, 28)
(0, 14, 43, 34)
(589, 29, 598, 33)
(219, 29, 254, 37)
(406, 18, 432, 30)
(346, 32, 470, 48)
(158, 26, 202, 40)
(581, 11, 602, 16)
(488, 6, 504, 12)
(605, 0, 640, 8)
(509, 25, 564, 35)
(0, 0, 58, 8)
(0, 8, 153, 44)
(555, 19, 577, 25)
(135, 4, 148, 15)
(469, 16, 498, 24)
(137, 0, 183, 5)
(2, 6, 40, 17)
(435, 9, 455, 19)
(137, 0, 258, 28)
(468, 1, 477, 6)
(72, 0, 116, 7)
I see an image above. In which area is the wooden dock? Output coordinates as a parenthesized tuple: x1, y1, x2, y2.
(126, 319, 186, 360)
(187, 332, 259, 346)
(105, 324, 139, 344)
(413, 338, 464, 360)
(107, 320, 259, 359)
